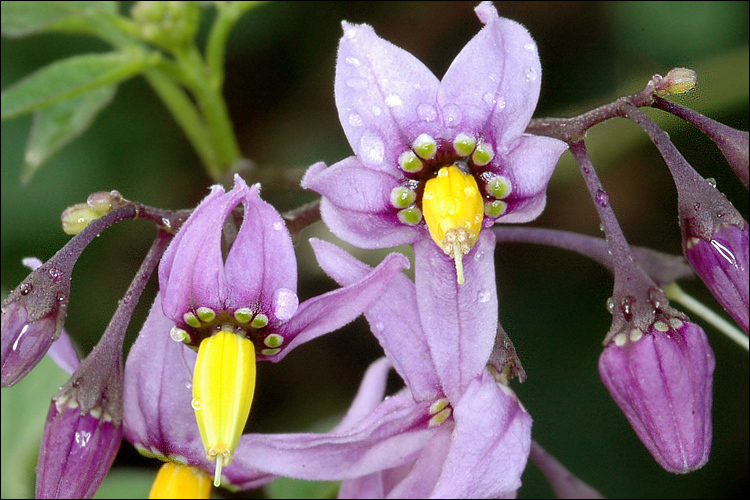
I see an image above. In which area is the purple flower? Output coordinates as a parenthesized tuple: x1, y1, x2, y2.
(302, 1, 567, 284)
(599, 316, 715, 473)
(126, 177, 409, 487)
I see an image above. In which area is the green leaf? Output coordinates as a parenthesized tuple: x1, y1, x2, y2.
(21, 85, 116, 184)
(0, 1, 117, 38)
(1, 50, 152, 122)
(0, 355, 70, 499)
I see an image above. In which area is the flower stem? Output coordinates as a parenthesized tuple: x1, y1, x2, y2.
(665, 283, 749, 352)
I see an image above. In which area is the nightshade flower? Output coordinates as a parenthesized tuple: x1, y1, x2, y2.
(302, 1, 567, 284)
(140, 175, 409, 488)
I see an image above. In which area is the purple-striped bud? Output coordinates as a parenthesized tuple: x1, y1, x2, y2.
(599, 317, 715, 473)
(684, 223, 749, 332)
(2, 258, 69, 387)
(36, 394, 122, 498)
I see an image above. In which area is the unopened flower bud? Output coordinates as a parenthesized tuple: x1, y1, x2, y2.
(2, 258, 70, 387)
(653, 68, 697, 96)
(599, 317, 714, 473)
(36, 394, 122, 498)
(131, 1, 201, 50)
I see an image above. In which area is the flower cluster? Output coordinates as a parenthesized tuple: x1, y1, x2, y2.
(1, 1, 747, 499)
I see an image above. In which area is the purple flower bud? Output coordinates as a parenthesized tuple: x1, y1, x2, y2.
(2, 258, 69, 387)
(599, 317, 715, 473)
(36, 394, 122, 498)
(684, 222, 749, 332)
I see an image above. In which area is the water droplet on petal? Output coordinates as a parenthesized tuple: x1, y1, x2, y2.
(385, 94, 402, 107)
(348, 113, 363, 127)
(359, 132, 385, 165)
(474, 250, 484, 261)
(443, 104, 462, 127)
(20, 283, 32, 295)
(273, 221, 284, 231)
(524, 42, 536, 52)
(185, 382, 192, 390)
(346, 78, 368, 90)
(477, 290, 491, 303)
(371, 105, 382, 116)
(345, 56, 360, 67)
(345, 28, 357, 39)
(524, 67, 538, 82)
(483, 92, 496, 105)
(374, 322, 385, 332)
(191, 398, 202, 411)
(710, 239, 737, 266)
(417, 103, 437, 122)
(272, 288, 299, 321)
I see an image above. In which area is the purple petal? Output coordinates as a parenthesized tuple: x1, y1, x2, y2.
(332, 357, 392, 432)
(431, 371, 532, 498)
(336, 22, 440, 170)
(270, 250, 409, 360)
(311, 238, 441, 402)
(493, 134, 568, 224)
(123, 294, 213, 472)
(529, 441, 603, 499)
(231, 392, 435, 481)
(414, 230, 498, 402)
(224, 178, 297, 315)
(439, 3, 541, 146)
(47, 329, 80, 375)
(386, 425, 454, 498)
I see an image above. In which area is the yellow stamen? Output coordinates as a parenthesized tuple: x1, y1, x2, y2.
(422, 165, 484, 284)
(149, 462, 212, 499)
(192, 330, 256, 487)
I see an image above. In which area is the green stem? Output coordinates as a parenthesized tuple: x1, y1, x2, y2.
(144, 69, 221, 179)
(665, 283, 749, 352)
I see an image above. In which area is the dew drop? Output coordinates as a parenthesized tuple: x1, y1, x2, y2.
(385, 94, 402, 107)
(524, 67, 538, 82)
(72, 377, 82, 388)
(20, 283, 32, 296)
(483, 92, 497, 105)
(48, 267, 64, 283)
(185, 382, 192, 390)
(348, 113, 363, 127)
(191, 398, 202, 411)
(273, 221, 284, 231)
(477, 290, 491, 303)
(474, 250, 484, 261)
(620, 296, 636, 322)
(693, 202, 701, 211)
(359, 132, 385, 165)
(272, 288, 299, 321)
(595, 189, 609, 207)
(705, 177, 717, 188)
(443, 104, 462, 127)
(345, 28, 357, 39)
(371, 105, 382, 116)
(417, 103, 437, 122)
(496, 97, 506, 109)
(346, 78, 368, 90)
(374, 322, 385, 332)
(524, 42, 536, 52)
(345, 56, 360, 67)
(606, 297, 615, 314)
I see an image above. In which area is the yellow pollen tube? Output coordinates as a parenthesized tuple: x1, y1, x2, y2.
(422, 165, 484, 284)
(192, 330, 256, 487)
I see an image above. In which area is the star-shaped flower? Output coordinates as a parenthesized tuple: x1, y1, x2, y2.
(303, 1, 567, 284)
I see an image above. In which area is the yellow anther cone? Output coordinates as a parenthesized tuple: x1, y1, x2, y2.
(422, 165, 484, 284)
(193, 330, 256, 487)
(149, 462, 212, 499)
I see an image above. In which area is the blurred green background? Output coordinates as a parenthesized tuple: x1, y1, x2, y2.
(2, 1, 748, 498)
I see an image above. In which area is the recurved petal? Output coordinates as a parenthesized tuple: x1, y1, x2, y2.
(224, 177, 297, 313)
(231, 392, 435, 482)
(431, 371, 532, 499)
(270, 250, 410, 360)
(336, 22, 441, 170)
(439, 2, 541, 146)
(414, 230, 498, 402)
(311, 238, 441, 402)
(493, 134, 568, 224)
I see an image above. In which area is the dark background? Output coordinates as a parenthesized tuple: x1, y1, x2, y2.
(2, 2, 748, 498)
